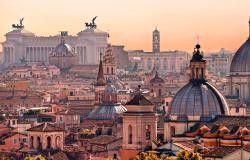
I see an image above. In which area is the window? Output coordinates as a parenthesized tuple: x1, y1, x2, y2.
(96, 128, 102, 136)
(30, 136, 34, 148)
(236, 107, 240, 113)
(170, 126, 175, 136)
(158, 89, 162, 97)
(145, 125, 151, 140)
(12, 120, 16, 125)
(128, 125, 132, 144)
(196, 68, 199, 79)
(13, 139, 17, 144)
(107, 128, 112, 135)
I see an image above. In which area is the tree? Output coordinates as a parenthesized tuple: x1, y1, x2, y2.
(134, 150, 202, 160)
(24, 155, 46, 160)
(135, 152, 159, 160)
(176, 150, 202, 160)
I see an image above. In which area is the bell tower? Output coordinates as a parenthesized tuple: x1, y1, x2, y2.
(122, 91, 157, 151)
(152, 27, 160, 53)
(103, 44, 117, 79)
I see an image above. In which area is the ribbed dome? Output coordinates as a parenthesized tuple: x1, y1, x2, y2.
(87, 104, 127, 120)
(169, 81, 229, 118)
(230, 38, 250, 74)
(53, 39, 74, 56)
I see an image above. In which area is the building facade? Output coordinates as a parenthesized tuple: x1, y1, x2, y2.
(128, 28, 190, 74)
(1, 18, 109, 67)
(205, 48, 234, 76)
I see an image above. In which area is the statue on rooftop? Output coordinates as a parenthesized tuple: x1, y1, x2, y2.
(12, 18, 24, 29)
(85, 16, 98, 29)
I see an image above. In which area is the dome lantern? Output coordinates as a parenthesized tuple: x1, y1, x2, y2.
(189, 44, 206, 82)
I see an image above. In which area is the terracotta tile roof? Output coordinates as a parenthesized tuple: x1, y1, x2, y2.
(173, 141, 202, 151)
(210, 115, 250, 126)
(27, 123, 64, 132)
(51, 151, 69, 160)
(89, 135, 120, 145)
(0, 132, 27, 141)
(201, 146, 241, 158)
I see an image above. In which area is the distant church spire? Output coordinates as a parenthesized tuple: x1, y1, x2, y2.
(96, 53, 106, 86)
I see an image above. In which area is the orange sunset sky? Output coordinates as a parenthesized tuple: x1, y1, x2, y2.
(0, 0, 250, 53)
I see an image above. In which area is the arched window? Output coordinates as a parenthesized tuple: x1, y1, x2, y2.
(107, 67, 109, 75)
(37, 136, 42, 150)
(196, 68, 199, 79)
(235, 88, 240, 98)
(170, 126, 175, 136)
(47, 136, 52, 149)
(128, 125, 132, 144)
(159, 89, 162, 97)
(146, 125, 151, 140)
(30, 136, 34, 148)
(111, 67, 114, 75)
(55, 136, 61, 149)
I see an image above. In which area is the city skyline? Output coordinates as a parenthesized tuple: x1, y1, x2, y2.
(0, 0, 250, 52)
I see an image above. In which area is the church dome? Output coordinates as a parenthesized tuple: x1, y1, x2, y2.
(230, 19, 250, 74)
(230, 38, 250, 74)
(87, 104, 127, 120)
(53, 38, 74, 56)
(169, 43, 229, 121)
(169, 81, 229, 118)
